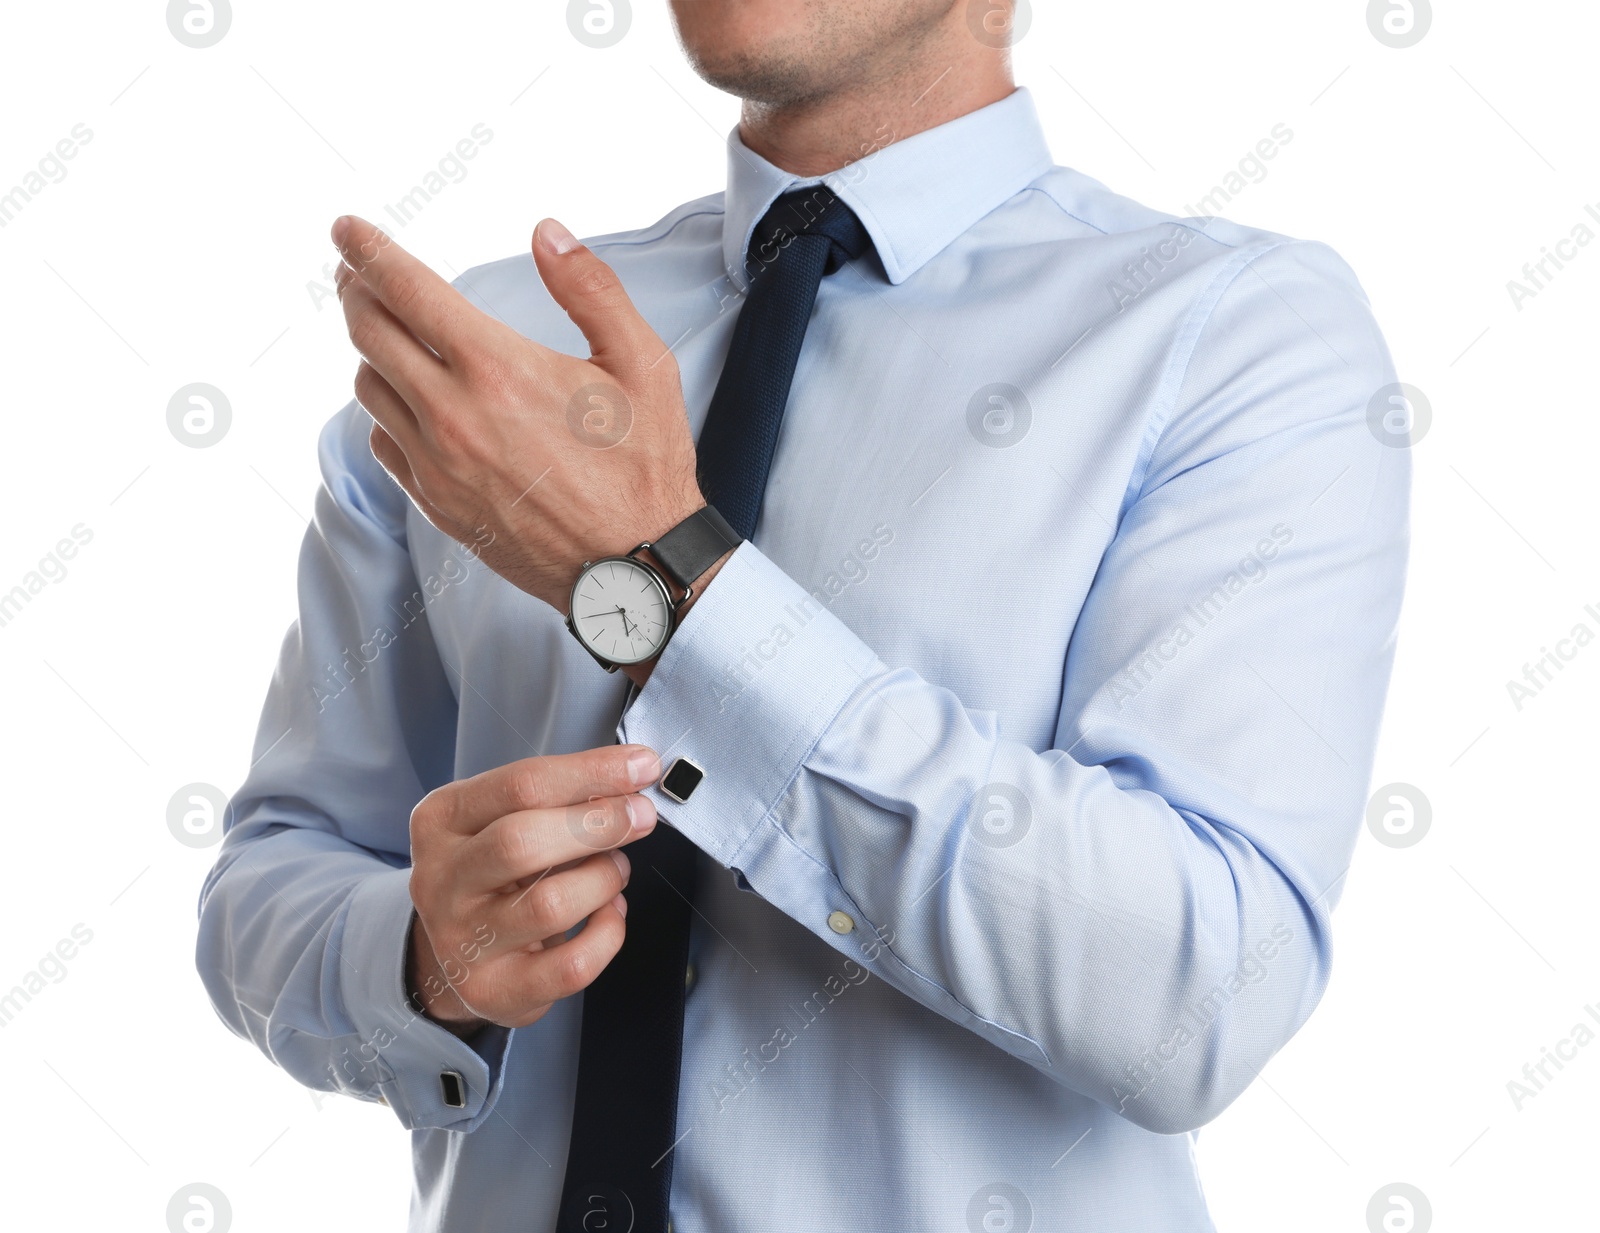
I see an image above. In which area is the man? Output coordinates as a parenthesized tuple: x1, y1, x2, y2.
(197, 2, 1409, 1230)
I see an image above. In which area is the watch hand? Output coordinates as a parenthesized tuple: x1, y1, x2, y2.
(616, 605, 639, 639)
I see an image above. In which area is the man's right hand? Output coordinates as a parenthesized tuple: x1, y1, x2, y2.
(405, 744, 663, 1035)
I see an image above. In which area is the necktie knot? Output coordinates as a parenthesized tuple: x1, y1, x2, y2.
(748, 185, 871, 280)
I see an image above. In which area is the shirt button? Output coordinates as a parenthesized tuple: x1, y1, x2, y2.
(827, 910, 855, 935)
(684, 961, 697, 992)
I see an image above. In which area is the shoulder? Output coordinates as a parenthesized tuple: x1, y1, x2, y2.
(1009, 169, 1392, 491)
(1018, 163, 1369, 294)
(1008, 162, 1380, 371)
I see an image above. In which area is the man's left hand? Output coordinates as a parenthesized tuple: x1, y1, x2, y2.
(331, 214, 706, 615)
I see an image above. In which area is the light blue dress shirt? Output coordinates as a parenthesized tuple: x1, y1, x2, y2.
(198, 87, 1408, 1232)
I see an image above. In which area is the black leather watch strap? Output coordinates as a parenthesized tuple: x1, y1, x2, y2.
(650, 504, 743, 590)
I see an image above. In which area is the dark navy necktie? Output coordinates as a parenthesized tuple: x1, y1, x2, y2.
(695, 185, 873, 539)
(555, 186, 871, 1233)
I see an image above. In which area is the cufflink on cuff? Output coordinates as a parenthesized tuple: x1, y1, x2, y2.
(439, 1070, 466, 1109)
(660, 758, 705, 803)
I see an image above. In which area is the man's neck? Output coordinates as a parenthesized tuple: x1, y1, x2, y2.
(737, 54, 1014, 179)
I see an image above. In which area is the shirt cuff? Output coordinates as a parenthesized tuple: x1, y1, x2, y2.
(338, 866, 513, 1132)
(616, 541, 877, 872)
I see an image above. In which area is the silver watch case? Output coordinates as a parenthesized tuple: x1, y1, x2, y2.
(564, 546, 681, 672)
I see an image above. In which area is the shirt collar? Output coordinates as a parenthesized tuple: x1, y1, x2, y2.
(720, 86, 1054, 289)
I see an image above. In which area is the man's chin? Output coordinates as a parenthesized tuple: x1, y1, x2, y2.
(687, 52, 835, 108)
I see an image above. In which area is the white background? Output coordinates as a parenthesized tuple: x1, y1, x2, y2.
(1, 1, 1595, 1229)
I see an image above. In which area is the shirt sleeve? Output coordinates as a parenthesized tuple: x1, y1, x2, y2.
(195, 398, 513, 1133)
(617, 239, 1410, 1135)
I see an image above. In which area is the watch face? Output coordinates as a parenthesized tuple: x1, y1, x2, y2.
(569, 557, 674, 665)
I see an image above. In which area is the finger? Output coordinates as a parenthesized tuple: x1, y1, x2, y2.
(491, 849, 631, 950)
(532, 218, 667, 371)
(368, 420, 433, 516)
(333, 214, 477, 363)
(469, 793, 655, 889)
(477, 903, 628, 1027)
(338, 264, 448, 412)
(512, 853, 585, 894)
(425, 745, 662, 835)
(354, 361, 424, 458)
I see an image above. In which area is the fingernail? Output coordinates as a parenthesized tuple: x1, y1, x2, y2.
(627, 749, 661, 787)
(331, 215, 351, 245)
(626, 794, 657, 832)
(334, 261, 353, 289)
(612, 892, 628, 919)
(610, 849, 631, 882)
(539, 217, 579, 256)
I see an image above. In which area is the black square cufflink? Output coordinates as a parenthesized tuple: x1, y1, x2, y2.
(660, 758, 705, 803)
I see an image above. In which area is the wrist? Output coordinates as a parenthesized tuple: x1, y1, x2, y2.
(405, 913, 490, 1038)
(567, 500, 742, 682)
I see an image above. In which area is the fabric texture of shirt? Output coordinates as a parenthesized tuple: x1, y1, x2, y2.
(197, 87, 1409, 1233)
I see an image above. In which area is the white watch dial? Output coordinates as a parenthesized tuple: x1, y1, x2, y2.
(570, 558, 673, 665)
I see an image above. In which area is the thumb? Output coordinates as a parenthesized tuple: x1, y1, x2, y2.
(532, 218, 662, 371)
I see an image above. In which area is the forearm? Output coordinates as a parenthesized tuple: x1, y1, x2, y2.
(764, 663, 1326, 1128)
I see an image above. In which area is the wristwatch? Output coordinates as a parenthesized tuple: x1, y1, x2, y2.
(564, 505, 743, 672)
